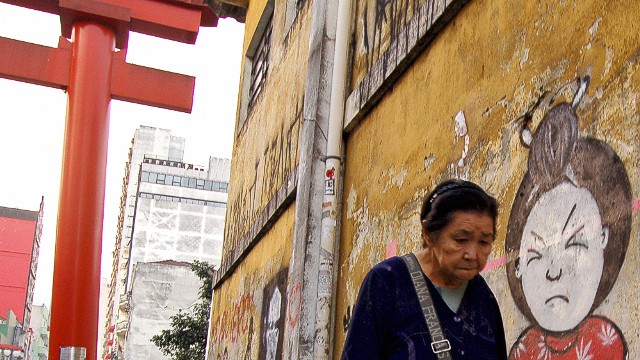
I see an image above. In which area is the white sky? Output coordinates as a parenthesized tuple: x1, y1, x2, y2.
(0, 3, 245, 307)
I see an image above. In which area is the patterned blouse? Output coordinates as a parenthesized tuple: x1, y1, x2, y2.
(509, 316, 626, 360)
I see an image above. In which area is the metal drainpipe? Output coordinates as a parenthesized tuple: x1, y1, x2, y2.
(313, 0, 351, 357)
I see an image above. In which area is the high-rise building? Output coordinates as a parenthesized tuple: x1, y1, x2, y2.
(102, 126, 229, 360)
(97, 276, 109, 357)
(0, 200, 43, 357)
(27, 304, 50, 360)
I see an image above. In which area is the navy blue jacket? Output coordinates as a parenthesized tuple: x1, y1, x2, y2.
(341, 256, 507, 360)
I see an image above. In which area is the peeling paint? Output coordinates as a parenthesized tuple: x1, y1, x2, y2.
(454, 111, 468, 136)
(603, 47, 615, 80)
(423, 154, 436, 172)
(346, 197, 372, 274)
(588, 17, 602, 37)
(519, 48, 530, 69)
(381, 166, 408, 193)
(482, 96, 509, 118)
(346, 186, 357, 219)
(454, 111, 470, 167)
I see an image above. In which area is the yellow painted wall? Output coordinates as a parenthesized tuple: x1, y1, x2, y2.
(211, 0, 315, 357)
(335, 0, 640, 358)
(222, 0, 311, 257)
(209, 203, 295, 358)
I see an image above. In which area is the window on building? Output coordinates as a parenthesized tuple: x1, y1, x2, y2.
(236, 1, 275, 134)
(248, 15, 272, 109)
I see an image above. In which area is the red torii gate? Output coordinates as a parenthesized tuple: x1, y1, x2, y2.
(0, 1, 218, 359)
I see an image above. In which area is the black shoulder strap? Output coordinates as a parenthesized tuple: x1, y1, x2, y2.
(401, 253, 452, 359)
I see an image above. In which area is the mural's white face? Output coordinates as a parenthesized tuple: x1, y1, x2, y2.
(517, 182, 609, 332)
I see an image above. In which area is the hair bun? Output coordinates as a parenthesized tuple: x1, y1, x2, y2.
(528, 103, 579, 186)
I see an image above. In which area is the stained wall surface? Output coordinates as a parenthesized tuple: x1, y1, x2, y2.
(220, 0, 311, 267)
(208, 204, 294, 359)
(210, 0, 313, 355)
(335, 0, 640, 359)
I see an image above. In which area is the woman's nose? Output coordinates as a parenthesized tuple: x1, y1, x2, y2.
(463, 244, 478, 260)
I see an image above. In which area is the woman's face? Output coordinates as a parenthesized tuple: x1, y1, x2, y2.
(517, 182, 609, 332)
(424, 211, 495, 287)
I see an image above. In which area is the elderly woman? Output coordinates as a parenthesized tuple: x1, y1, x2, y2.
(341, 179, 507, 360)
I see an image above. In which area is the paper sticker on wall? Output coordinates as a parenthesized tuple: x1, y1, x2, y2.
(325, 179, 335, 195)
(325, 167, 336, 195)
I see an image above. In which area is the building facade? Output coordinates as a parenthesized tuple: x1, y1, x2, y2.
(103, 127, 229, 360)
(126, 261, 201, 359)
(28, 304, 50, 360)
(0, 201, 43, 357)
(209, 0, 640, 359)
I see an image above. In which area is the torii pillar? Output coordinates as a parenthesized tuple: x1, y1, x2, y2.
(0, 1, 218, 359)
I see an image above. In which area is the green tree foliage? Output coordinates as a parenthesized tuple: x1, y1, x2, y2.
(151, 261, 214, 360)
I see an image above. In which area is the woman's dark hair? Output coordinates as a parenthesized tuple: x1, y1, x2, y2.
(505, 103, 632, 324)
(421, 179, 498, 242)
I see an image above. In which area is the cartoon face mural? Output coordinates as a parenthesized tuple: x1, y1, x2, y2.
(518, 182, 609, 332)
(505, 85, 631, 359)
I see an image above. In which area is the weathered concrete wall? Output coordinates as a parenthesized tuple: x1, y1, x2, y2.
(126, 261, 200, 360)
(208, 204, 294, 359)
(350, 0, 430, 89)
(335, 0, 640, 359)
(220, 0, 311, 272)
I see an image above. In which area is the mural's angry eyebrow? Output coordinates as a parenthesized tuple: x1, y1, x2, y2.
(565, 224, 586, 247)
(562, 203, 578, 233)
(531, 231, 546, 245)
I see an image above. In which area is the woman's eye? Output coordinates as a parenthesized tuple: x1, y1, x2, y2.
(526, 249, 542, 265)
(455, 238, 468, 243)
(565, 234, 589, 250)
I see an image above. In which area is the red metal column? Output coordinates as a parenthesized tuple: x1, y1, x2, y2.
(49, 21, 115, 360)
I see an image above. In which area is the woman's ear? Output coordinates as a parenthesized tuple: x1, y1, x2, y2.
(421, 221, 432, 249)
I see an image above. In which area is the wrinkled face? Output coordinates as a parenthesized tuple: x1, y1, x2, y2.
(424, 211, 495, 286)
(518, 182, 608, 332)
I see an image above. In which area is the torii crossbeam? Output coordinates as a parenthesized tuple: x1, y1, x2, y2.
(0, 1, 218, 359)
